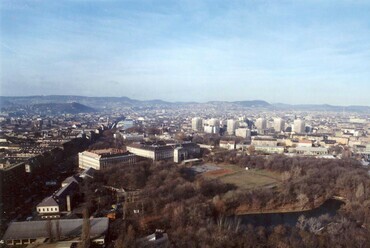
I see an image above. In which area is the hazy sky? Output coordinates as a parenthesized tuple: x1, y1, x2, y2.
(1, 0, 370, 105)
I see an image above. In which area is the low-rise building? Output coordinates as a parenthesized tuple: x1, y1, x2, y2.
(219, 140, 236, 150)
(78, 149, 136, 171)
(36, 196, 60, 219)
(254, 146, 285, 154)
(297, 140, 313, 147)
(127, 142, 200, 162)
(36, 181, 78, 219)
(252, 138, 278, 147)
(290, 147, 329, 156)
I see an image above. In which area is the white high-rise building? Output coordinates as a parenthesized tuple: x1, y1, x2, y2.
(294, 119, 306, 133)
(208, 118, 220, 127)
(191, 117, 203, 132)
(235, 128, 251, 139)
(274, 118, 285, 132)
(238, 116, 247, 122)
(255, 118, 267, 133)
(227, 119, 238, 135)
(204, 125, 220, 134)
(203, 118, 220, 134)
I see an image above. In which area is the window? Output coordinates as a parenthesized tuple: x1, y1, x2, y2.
(47, 208, 49, 211)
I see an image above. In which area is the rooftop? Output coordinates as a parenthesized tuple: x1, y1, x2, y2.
(2, 218, 109, 241)
(37, 196, 59, 208)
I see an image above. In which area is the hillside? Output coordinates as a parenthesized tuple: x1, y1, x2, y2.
(1, 95, 370, 112)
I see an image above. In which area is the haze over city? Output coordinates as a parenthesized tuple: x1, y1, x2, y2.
(1, 0, 370, 105)
(3, 1, 370, 247)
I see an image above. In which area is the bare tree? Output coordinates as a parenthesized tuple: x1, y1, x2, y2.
(79, 208, 90, 248)
(247, 145, 256, 155)
(55, 220, 62, 241)
(45, 219, 53, 243)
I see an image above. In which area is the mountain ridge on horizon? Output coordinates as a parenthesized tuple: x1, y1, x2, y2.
(1, 95, 369, 108)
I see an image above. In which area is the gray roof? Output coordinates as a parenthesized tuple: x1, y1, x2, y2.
(54, 181, 78, 198)
(62, 176, 80, 186)
(137, 233, 169, 247)
(2, 218, 109, 241)
(37, 196, 59, 208)
(80, 167, 95, 178)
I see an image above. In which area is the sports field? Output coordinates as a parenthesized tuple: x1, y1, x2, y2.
(202, 164, 281, 190)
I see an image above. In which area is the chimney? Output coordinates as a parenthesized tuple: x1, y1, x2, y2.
(66, 195, 71, 212)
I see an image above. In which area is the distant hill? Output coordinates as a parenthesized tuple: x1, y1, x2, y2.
(272, 103, 370, 112)
(1, 95, 369, 113)
(0, 98, 96, 114)
(30, 102, 96, 114)
(233, 100, 271, 107)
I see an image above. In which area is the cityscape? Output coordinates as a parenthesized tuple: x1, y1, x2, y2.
(0, 95, 370, 247)
(1, 1, 370, 248)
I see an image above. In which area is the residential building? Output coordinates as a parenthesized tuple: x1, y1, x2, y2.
(204, 125, 220, 134)
(36, 196, 60, 219)
(235, 128, 251, 139)
(36, 181, 78, 219)
(294, 119, 306, 133)
(255, 118, 267, 133)
(191, 117, 203, 132)
(203, 118, 220, 134)
(227, 119, 238, 135)
(274, 118, 285, 132)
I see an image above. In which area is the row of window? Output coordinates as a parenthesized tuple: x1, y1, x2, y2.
(38, 207, 58, 212)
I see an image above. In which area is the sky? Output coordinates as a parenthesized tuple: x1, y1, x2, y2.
(1, 0, 370, 105)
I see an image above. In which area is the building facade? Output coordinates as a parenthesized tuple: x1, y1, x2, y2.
(255, 118, 267, 133)
(127, 142, 200, 162)
(294, 119, 306, 133)
(227, 119, 238, 135)
(274, 118, 285, 132)
(191, 117, 203, 132)
(235, 128, 251, 139)
(78, 149, 136, 171)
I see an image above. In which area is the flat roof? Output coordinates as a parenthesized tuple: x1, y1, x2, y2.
(81, 149, 131, 158)
(295, 147, 328, 151)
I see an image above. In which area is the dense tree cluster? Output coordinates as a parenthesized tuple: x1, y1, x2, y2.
(88, 129, 124, 150)
(82, 153, 370, 247)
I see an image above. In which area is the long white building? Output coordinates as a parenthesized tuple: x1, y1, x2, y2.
(127, 142, 200, 162)
(78, 149, 136, 171)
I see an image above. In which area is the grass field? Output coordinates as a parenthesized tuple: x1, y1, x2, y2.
(203, 164, 281, 190)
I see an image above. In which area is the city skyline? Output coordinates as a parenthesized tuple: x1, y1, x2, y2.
(1, 1, 370, 105)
